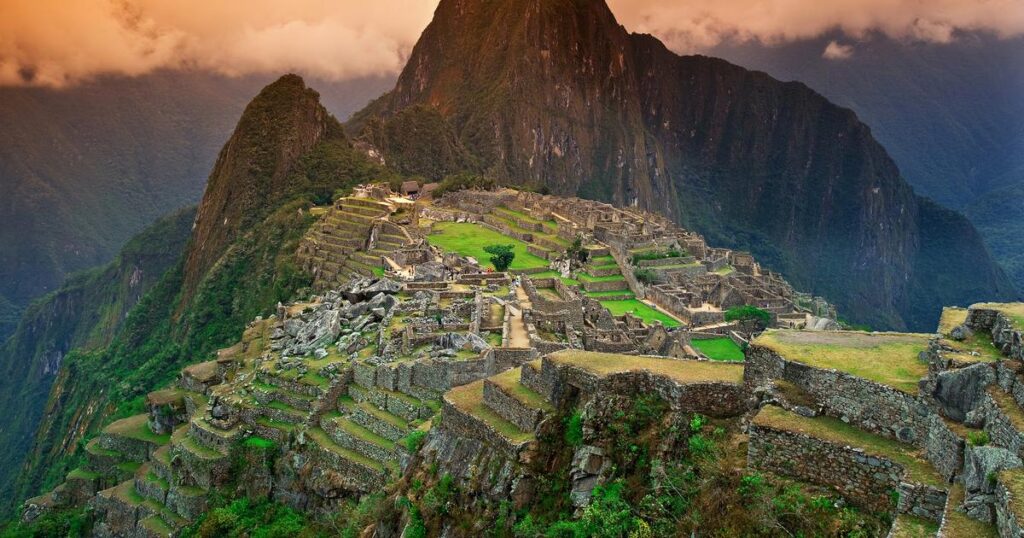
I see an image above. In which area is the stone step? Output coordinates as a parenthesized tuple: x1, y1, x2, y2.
(443, 380, 535, 450)
(941, 482, 997, 537)
(260, 400, 309, 424)
(339, 396, 410, 442)
(253, 380, 318, 412)
(252, 416, 297, 444)
(321, 413, 399, 464)
(188, 417, 243, 453)
(338, 202, 387, 219)
(349, 383, 437, 422)
(98, 414, 170, 462)
(169, 427, 229, 490)
(304, 427, 393, 492)
(482, 368, 553, 432)
(339, 197, 392, 211)
(150, 445, 173, 483)
(134, 464, 169, 505)
(166, 484, 209, 522)
(93, 480, 186, 538)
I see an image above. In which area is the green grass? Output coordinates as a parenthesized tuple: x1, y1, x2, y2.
(754, 405, 944, 488)
(585, 290, 635, 298)
(102, 414, 171, 445)
(67, 468, 99, 481)
(446, 381, 534, 443)
(548, 350, 745, 384)
(305, 427, 385, 472)
(577, 273, 625, 283)
(754, 330, 930, 393)
(890, 515, 941, 538)
(600, 299, 680, 328)
(427, 222, 548, 271)
(489, 369, 553, 411)
(335, 417, 396, 450)
(691, 337, 745, 362)
(243, 436, 276, 449)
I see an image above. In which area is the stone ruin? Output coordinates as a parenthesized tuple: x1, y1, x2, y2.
(28, 186, 1024, 538)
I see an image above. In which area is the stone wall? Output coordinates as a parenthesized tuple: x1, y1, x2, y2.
(924, 415, 966, 482)
(967, 307, 1024, 361)
(748, 423, 946, 520)
(745, 345, 932, 445)
(483, 380, 545, 431)
(440, 399, 530, 458)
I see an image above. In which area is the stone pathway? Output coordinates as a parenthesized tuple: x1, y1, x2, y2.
(506, 285, 532, 348)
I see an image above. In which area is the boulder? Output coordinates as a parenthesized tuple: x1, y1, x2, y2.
(931, 363, 996, 422)
(964, 445, 1022, 495)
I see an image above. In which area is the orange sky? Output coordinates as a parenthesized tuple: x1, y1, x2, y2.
(1, 0, 1022, 87)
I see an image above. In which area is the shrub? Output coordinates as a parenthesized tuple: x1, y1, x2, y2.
(565, 410, 584, 447)
(634, 269, 658, 285)
(724, 305, 772, 329)
(968, 430, 990, 446)
(738, 473, 766, 499)
(402, 430, 428, 452)
(484, 244, 516, 272)
(433, 172, 497, 197)
(567, 236, 589, 264)
(422, 474, 457, 516)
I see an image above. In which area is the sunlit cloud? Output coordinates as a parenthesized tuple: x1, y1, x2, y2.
(822, 40, 855, 60)
(1, 0, 1022, 87)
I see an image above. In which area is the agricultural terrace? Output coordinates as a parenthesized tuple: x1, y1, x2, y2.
(546, 350, 744, 385)
(753, 330, 930, 393)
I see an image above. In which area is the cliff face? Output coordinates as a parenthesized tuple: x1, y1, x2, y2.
(0, 208, 194, 515)
(354, 0, 1018, 330)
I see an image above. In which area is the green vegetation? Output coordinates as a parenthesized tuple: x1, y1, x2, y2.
(484, 245, 516, 272)
(0, 506, 92, 538)
(754, 330, 931, 393)
(243, 437, 276, 450)
(634, 268, 658, 285)
(690, 338, 745, 362)
(402, 430, 428, 452)
(724, 305, 772, 330)
(185, 497, 310, 538)
(433, 172, 497, 198)
(967, 430, 990, 447)
(599, 300, 680, 328)
(427, 222, 547, 271)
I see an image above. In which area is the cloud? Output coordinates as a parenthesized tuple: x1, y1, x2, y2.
(0, 0, 438, 87)
(1, 0, 1022, 87)
(606, 0, 1024, 53)
(822, 41, 854, 60)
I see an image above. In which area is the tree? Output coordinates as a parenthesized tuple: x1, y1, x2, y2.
(725, 305, 772, 330)
(484, 245, 516, 272)
(566, 236, 589, 264)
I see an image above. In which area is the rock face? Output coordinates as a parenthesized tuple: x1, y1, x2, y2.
(352, 0, 1018, 330)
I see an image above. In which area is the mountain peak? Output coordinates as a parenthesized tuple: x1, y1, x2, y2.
(179, 74, 335, 305)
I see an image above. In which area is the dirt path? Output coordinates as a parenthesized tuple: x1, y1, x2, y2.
(505, 284, 532, 348)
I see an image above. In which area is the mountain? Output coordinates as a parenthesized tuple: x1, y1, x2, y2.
(706, 36, 1024, 292)
(0, 72, 391, 341)
(0, 208, 194, 512)
(1, 75, 393, 517)
(967, 177, 1024, 289)
(350, 0, 1018, 330)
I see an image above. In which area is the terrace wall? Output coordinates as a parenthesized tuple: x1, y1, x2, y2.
(745, 346, 933, 445)
(748, 424, 946, 520)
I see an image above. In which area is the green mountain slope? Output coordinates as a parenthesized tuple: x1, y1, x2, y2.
(967, 178, 1024, 290)
(2, 75, 395, 518)
(0, 207, 195, 513)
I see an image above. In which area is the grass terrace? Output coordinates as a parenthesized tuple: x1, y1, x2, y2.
(973, 302, 1024, 331)
(943, 483, 998, 537)
(890, 515, 941, 538)
(446, 381, 534, 444)
(998, 469, 1024, 525)
(103, 414, 171, 445)
(528, 271, 579, 286)
(937, 307, 1002, 363)
(753, 405, 944, 488)
(489, 369, 553, 412)
(546, 350, 745, 385)
(577, 273, 626, 283)
(753, 330, 930, 393)
(601, 299, 680, 328)
(691, 337, 745, 362)
(427, 222, 548, 271)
